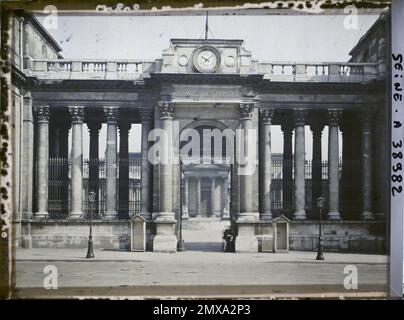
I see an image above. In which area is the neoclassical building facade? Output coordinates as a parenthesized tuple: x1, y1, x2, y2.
(10, 11, 389, 252)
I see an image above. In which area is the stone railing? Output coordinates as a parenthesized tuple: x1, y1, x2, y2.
(256, 61, 383, 82)
(28, 59, 156, 80)
(26, 58, 384, 83)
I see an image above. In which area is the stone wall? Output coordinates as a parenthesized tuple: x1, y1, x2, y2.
(23, 219, 386, 254)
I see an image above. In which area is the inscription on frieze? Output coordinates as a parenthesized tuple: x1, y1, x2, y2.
(173, 86, 242, 99)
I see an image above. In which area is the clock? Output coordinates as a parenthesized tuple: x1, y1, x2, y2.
(192, 46, 221, 73)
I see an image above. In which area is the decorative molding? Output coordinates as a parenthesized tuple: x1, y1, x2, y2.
(34, 105, 50, 122)
(260, 109, 275, 124)
(238, 103, 255, 120)
(158, 101, 175, 119)
(104, 107, 119, 123)
(68, 106, 85, 123)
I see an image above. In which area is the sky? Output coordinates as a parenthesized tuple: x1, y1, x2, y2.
(34, 10, 381, 159)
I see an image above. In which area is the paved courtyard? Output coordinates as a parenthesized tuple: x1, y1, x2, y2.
(13, 248, 388, 298)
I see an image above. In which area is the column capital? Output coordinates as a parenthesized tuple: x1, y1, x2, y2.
(281, 122, 294, 135)
(68, 106, 85, 123)
(118, 121, 131, 132)
(293, 109, 307, 126)
(259, 109, 275, 124)
(238, 102, 255, 120)
(158, 101, 175, 119)
(87, 121, 102, 133)
(141, 108, 154, 122)
(310, 122, 324, 135)
(34, 105, 50, 122)
(328, 109, 341, 126)
(104, 106, 119, 123)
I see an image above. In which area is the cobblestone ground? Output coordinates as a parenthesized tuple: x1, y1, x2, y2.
(13, 248, 388, 298)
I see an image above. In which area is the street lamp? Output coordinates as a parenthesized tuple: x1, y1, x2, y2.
(86, 191, 95, 259)
(316, 196, 324, 261)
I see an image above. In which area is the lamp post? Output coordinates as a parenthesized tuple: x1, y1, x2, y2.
(177, 169, 185, 252)
(86, 191, 95, 259)
(316, 196, 324, 260)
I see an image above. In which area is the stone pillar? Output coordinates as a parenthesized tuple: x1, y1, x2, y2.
(237, 102, 259, 222)
(214, 177, 222, 217)
(141, 109, 153, 220)
(281, 122, 293, 214)
(310, 120, 324, 218)
(259, 109, 274, 221)
(210, 177, 215, 217)
(104, 107, 119, 219)
(69, 106, 84, 218)
(182, 177, 189, 219)
(222, 175, 230, 219)
(327, 110, 341, 220)
(293, 109, 306, 220)
(152, 101, 177, 252)
(361, 112, 374, 220)
(33, 106, 50, 218)
(87, 122, 101, 215)
(118, 121, 131, 219)
(21, 93, 34, 221)
(236, 102, 259, 253)
(60, 122, 70, 214)
(196, 177, 201, 217)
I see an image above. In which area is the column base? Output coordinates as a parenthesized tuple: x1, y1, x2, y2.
(21, 235, 32, 248)
(260, 212, 272, 221)
(293, 210, 306, 220)
(235, 223, 258, 253)
(361, 211, 375, 220)
(34, 211, 48, 219)
(327, 211, 341, 220)
(152, 221, 177, 252)
(237, 212, 259, 222)
(152, 212, 176, 222)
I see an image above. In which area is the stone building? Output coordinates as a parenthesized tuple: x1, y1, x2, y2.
(10, 11, 389, 253)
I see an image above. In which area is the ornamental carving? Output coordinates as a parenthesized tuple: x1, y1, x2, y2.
(158, 101, 175, 119)
(68, 106, 85, 123)
(34, 106, 50, 122)
(238, 103, 255, 120)
(293, 109, 307, 126)
(104, 107, 119, 123)
(260, 109, 275, 124)
(328, 110, 341, 126)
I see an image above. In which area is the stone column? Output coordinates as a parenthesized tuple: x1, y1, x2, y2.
(310, 120, 324, 218)
(153, 101, 175, 221)
(210, 177, 215, 217)
(60, 122, 70, 214)
(293, 109, 307, 220)
(69, 106, 84, 218)
(33, 106, 50, 218)
(182, 177, 189, 219)
(141, 109, 153, 220)
(281, 122, 293, 213)
(327, 110, 341, 220)
(361, 112, 374, 220)
(196, 177, 201, 217)
(118, 121, 131, 219)
(152, 101, 177, 252)
(214, 177, 222, 217)
(22, 93, 34, 221)
(259, 109, 274, 220)
(87, 122, 101, 215)
(222, 175, 230, 219)
(237, 102, 259, 222)
(104, 107, 119, 219)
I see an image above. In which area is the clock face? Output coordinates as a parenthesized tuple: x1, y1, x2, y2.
(193, 46, 220, 73)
